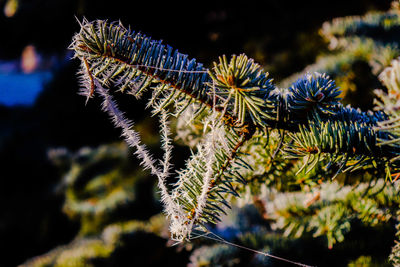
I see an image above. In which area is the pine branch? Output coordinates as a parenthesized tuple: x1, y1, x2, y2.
(71, 18, 400, 242)
(320, 7, 400, 44)
(208, 54, 275, 127)
(71, 19, 268, 240)
(261, 179, 399, 249)
(289, 73, 341, 117)
(71, 19, 214, 110)
(91, 77, 185, 228)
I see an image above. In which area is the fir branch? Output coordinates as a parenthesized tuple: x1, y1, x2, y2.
(288, 73, 341, 118)
(209, 54, 275, 127)
(159, 109, 173, 181)
(91, 77, 184, 230)
(374, 58, 400, 177)
(264, 179, 399, 249)
(71, 17, 400, 243)
(71, 18, 213, 110)
(283, 116, 392, 177)
(320, 8, 400, 44)
(170, 119, 253, 240)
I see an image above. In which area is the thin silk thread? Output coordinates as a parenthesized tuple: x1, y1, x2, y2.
(191, 230, 316, 267)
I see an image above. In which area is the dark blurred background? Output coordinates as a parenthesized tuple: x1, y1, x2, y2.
(0, 0, 393, 266)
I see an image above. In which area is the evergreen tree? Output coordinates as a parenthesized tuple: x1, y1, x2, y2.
(22, 2, 400, 266)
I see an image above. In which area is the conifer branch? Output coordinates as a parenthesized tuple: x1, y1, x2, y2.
(91, 76, 184, 229)
(71, 19, 218, 109)
(71, 18, 400, 242)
